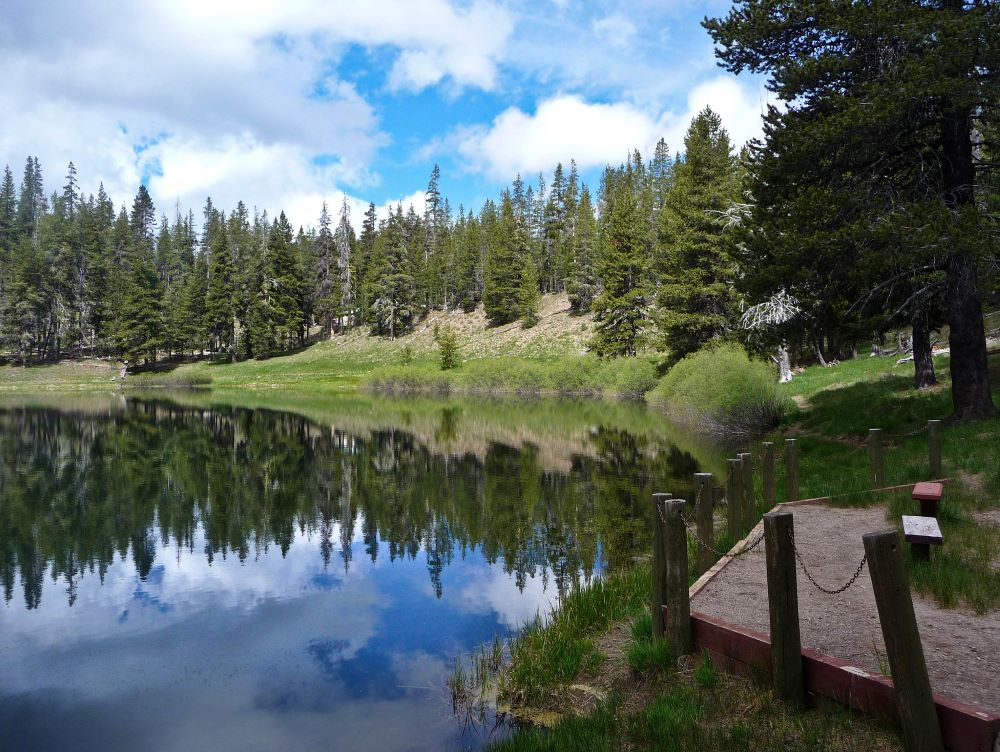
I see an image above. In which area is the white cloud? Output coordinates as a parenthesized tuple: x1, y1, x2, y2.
(592, 14, 638, 49)
(454, 78, 765, 181)
(0, 0, 514, 227)
(457, 96, 661, 180)
(660, 76, 768, 155)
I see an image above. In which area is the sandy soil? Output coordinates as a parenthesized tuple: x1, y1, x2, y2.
(691, 503, 1000, 713)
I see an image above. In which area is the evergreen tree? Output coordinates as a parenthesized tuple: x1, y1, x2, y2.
(566, 185, 598, 313)
(706, 0, 999, 420)
(483, 192, 525, 326)
(656, 107, 739, 361)
(356, 202, 377, 325)
(16, 156, 46, 241)
(205, 222, 236, 354)
(366, 206, 415, 338)
(114, 187, 163, 364)
(592, 174, 647, 357)
(314, 201, 336, 336)
(335, 197, 354, 326)
(249, 212, 304, 357)
(0, 165, 16, 250)
(179, 250, 208, 354)
(436, 324, 459, 370)
(518, 255, 541, 328)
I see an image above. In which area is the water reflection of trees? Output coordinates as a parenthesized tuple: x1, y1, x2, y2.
(0, 401, 700, 609)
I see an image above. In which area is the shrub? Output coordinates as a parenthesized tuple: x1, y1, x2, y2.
(647, 342, 790, 436)
(437, 325, 460, 370)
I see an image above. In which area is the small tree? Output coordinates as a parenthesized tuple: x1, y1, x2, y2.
(437, 324, 459, 370)
(518, 256, 541, 329)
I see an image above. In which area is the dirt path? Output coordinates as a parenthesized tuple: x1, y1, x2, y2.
(691, 503, 1000, 713)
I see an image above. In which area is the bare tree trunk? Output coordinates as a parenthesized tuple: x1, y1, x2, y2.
(777, 344, 792, 383)
(911, 307, 937, 390)
(815, 341, 827, 367)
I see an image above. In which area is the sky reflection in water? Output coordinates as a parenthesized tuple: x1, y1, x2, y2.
(0, 398, 709, 751)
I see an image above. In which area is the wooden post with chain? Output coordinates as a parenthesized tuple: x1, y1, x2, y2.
(863, 530, 943, 752)
(651, 492, 671, 640)
(694, 472, 714, 573)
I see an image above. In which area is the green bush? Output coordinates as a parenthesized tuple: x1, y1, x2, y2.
(437, 325, 460, 370)
(647, 342, 790, 436)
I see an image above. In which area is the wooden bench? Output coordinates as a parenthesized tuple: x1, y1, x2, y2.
(902, 514, 943, 561)
(912, 481, 943, 517)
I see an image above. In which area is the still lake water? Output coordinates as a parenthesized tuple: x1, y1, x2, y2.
(0, 393, 722, 751)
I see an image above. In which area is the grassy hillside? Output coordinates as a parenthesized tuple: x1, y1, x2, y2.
(0, 293, 603, 393)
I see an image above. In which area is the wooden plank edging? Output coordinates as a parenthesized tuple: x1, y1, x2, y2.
(680, 610, 999, 752)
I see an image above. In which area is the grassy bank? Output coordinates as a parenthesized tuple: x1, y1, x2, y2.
(364, 354, 660, 399)
(468, 565, 900, 752)
(475, 347, 999, 751)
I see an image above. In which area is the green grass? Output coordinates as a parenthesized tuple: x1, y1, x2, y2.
(625, 640, 675, 674)
(0, 359, 122, 391)
(364, 354, 660, 399)
(503, 568, 649, 706)
(488, 672, 899, 752)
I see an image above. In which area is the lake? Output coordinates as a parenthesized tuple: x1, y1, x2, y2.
(0, 393, 723, 751)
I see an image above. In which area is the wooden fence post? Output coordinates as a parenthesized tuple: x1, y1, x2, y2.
(863, 530, 944, 752)
(927, 420, 942, 478)
(785, 439, 799, 502)
(764, 511, 804, 708)
(694, 472, 714, 573)
(869, 428, 884, 488)
(651, 492, 672, 640)
(739, 452, 755, 533)
(662, 499, 693, 654)
(727, 459, 741, 541)
(762, 441, 776, 507)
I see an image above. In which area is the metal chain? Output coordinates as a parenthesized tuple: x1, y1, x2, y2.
(657, 484, 764, 560)
(788, 528, 868, 595)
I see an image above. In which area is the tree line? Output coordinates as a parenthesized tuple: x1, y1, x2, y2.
(0, 109, 744, 366)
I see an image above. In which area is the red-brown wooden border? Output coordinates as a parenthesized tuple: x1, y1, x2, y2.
(668, 607, 999, 751)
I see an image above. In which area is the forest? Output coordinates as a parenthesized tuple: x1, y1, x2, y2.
(1, 0, 998, 423)
(0, 108, 738, 365)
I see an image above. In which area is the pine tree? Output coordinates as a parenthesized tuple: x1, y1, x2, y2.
(566, 185, 598, 313)
(592, 173, 648, 357)
(436, 324, 459, 370)
(314, 201, 336, 336)
(249, 212, 304, 357)
(0, 165, 16, 250)
(205, 223, 236, 354)
(366, 206, 415, 338)
(180, 251, 208, 354)
(114, 187, 163, 364)
(706, 0, 999, 420)
(656, 107, 739, 361)
(483, 192, 525, 326)
(335, 197, 354, 326)
(16, 156, 46, 241)
(356, 203, 377, 325)
(518, 255, 541, 328)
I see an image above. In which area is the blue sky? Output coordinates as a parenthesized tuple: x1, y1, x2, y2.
(0, 0, 768, 228)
